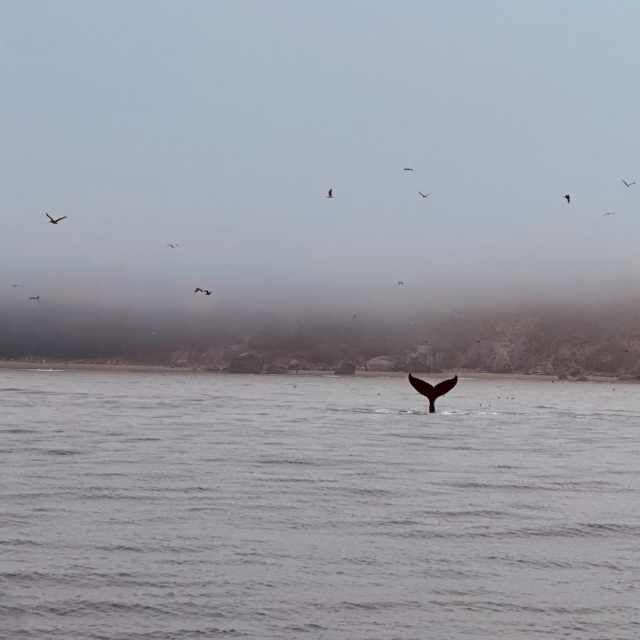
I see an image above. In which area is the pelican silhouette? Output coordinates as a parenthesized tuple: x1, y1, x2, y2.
(563, 195, 570, 204)
(408, 374, 458, 413)
(326, 189, 333, 198)
(46, 213, 67, 225)
(622, 180, 635, 187)
(418, 192, 430, 198)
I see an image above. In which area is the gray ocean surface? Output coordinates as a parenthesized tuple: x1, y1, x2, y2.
(1, 369, 639, 640)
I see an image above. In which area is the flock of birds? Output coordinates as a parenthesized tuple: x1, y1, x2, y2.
(16, 172, 636, 305)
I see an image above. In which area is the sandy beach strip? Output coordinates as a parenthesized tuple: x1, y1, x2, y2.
(0, 360, 633, 384)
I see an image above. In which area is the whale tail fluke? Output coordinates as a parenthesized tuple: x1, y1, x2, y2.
(408, 374, 458, 413)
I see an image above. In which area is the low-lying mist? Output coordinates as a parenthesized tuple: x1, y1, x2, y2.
(1, 292, 638, 377)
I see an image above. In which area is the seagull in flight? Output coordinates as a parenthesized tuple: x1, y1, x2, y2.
(403, 168, 414, 171)
(203, 290, 212, 296)
(28, 296, 40, 301)
(194, 288, 203, 293)
(167, 244, 178, 248)
(46, 213, 67, 225)
(326, 189, 333, 198)
(602, 212, 616, 217)
(418, 192, 430, 198)
(397, 281, 404, 285)
(622, 180, 635, 187)
(563, 195, 570, 204)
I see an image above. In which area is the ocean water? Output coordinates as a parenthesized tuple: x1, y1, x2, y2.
(1, 369, 639, 640)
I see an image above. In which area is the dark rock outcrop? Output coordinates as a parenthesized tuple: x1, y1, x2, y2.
(335, 361, 356, 375)
(229, 352, 263, 373)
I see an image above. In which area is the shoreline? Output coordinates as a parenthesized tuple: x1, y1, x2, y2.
(0, 361, 634, 383)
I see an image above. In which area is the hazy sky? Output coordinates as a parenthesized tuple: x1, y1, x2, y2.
(1, 0, 638, 311)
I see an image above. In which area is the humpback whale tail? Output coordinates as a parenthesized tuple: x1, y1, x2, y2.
(408, 374, 458, 413)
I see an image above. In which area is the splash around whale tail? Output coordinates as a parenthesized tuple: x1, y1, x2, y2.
(408, 374, 458, 413)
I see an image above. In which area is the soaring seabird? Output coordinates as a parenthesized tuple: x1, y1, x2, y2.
(28, 296, 40, 301)
(46, 213, 67, 225)
(602, 212, 616, 217)
(418, 192, 430, 198)
(194, 288, 203, 293)
(397, 281, 404, 285)
(408, 374, 458, 413)
(622, 180, 635, 187)
(403, 168, 414, 171)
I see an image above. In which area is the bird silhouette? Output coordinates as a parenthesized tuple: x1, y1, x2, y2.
(167, 244, 178, 248)
(403, 168, 414, 171)
(353, 314, 357, 319)
(28, 296, 40, 301)
(563, 195, 570, 204)
(46, 213, 67, 225)
(418, 192, 430, 198)
(622, 180, 635, 187)
(602, 212, 616, 217)
(397, 281, 404, 285)
(12, 284, 19, 287)
(326, 189, 333, 198)
(194, 288, 203, 293)
(204, 290, 212, 296)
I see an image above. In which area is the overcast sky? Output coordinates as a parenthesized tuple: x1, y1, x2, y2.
(1, 0, 638, 312)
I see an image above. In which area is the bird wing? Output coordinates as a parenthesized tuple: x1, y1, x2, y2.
(434, 376, 458, 397)
(54, 216, 67, 222)
(46, 213, 53, 221)
(408, 374, 435, 398)
(194, 288, 202, 292)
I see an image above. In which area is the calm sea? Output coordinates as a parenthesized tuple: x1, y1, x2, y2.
(1, 369, 639, 640)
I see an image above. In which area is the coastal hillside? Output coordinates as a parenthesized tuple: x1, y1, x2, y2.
(1, 302, 638, 378)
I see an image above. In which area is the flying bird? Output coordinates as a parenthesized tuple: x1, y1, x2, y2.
(28, 296, 40, 301)
(167, 244, 178, 248)
(602, 212, 616, 217)
(418, 192, 430, 198)
(397, 281, 404, 285)
(563, 195, 570, 204)
(46, 213, 67, 225)
(353, 314, 357, 319)
(194, 288, 203, 293)
(12, 284, 19, 287)
(326, 189, 333, 198)
(622, 180, 635, 187)
(204, 290, 212, 296)
(408, 374, 458, 413)
(403, 168, 414, 171)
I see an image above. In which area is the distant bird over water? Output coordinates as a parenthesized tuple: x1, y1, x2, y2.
(46, 213, 67, 225)
(622, 180, 635, 187)
(408, 374, 458, 413)
(326, 189, 333, 198)
(418, 192, 430, 198)
(563, 195, 570, 204)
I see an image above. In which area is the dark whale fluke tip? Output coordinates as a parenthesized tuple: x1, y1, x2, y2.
(408, 373, 458, 413)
